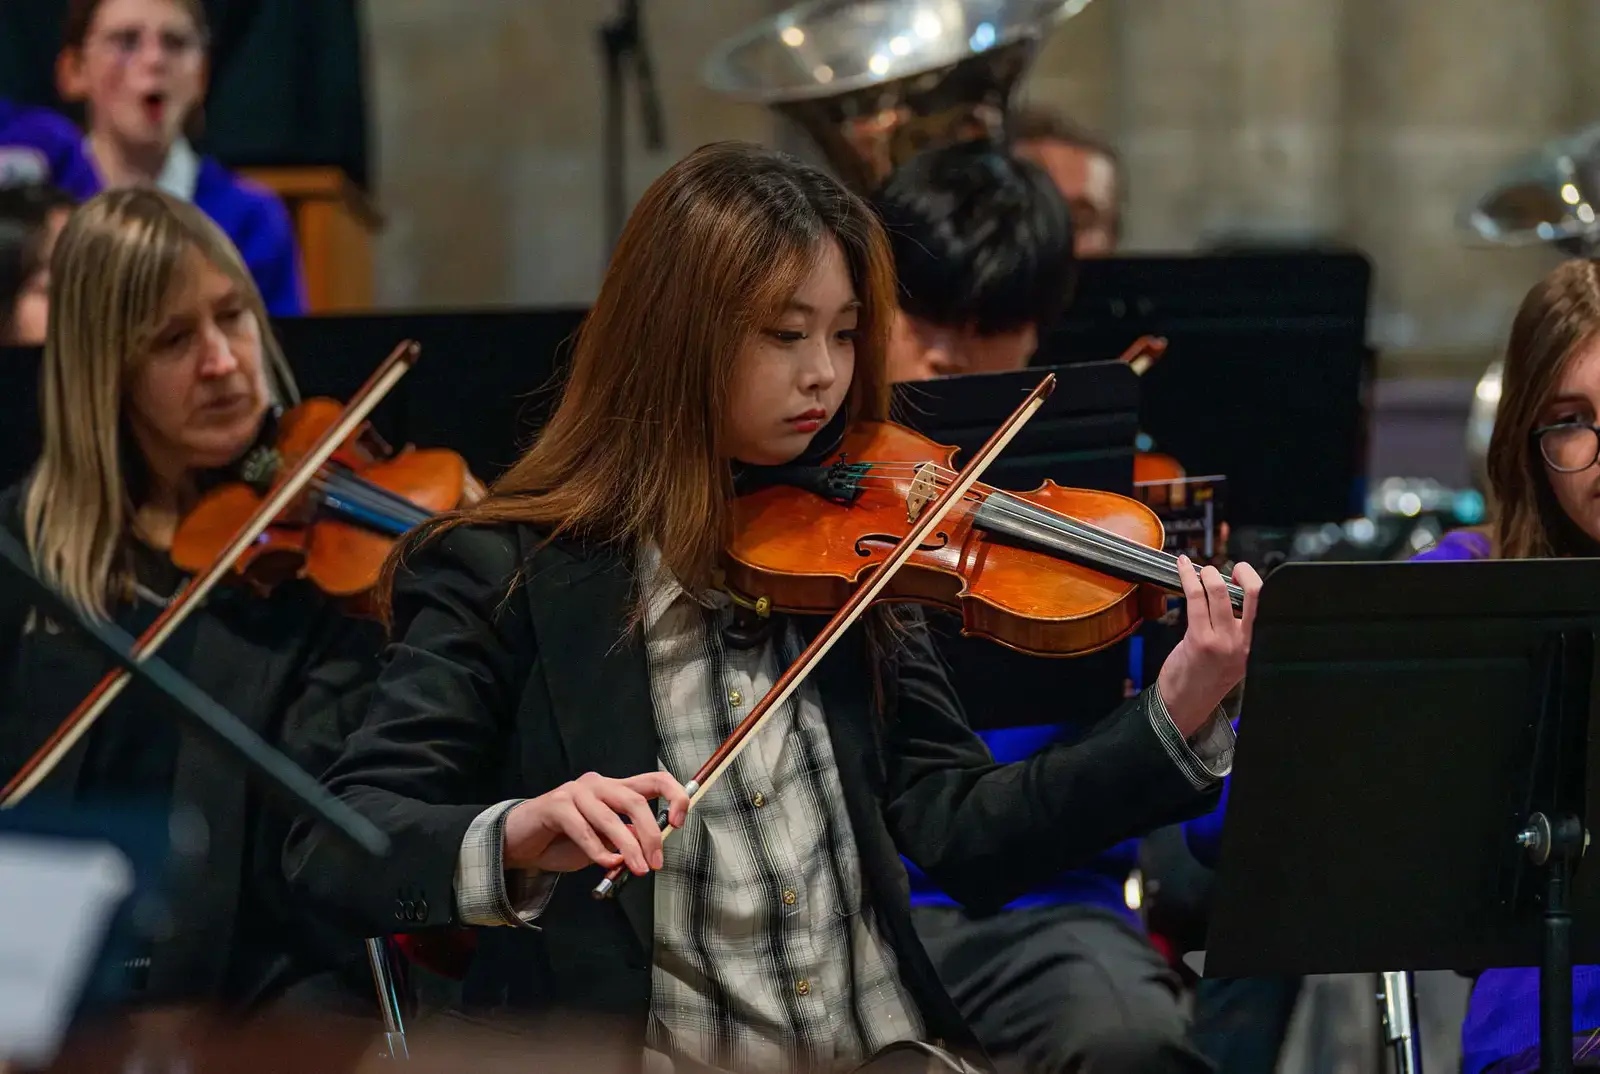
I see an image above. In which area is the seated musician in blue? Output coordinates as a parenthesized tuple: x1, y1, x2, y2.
(0, 98, 96, 190)
(874, 138, 1216, 1073)
(49, 0, 305, 316)
(1191, 258, 1600, 1074)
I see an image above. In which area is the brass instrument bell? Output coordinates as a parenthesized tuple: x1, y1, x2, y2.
(702, 0, 1090, 192)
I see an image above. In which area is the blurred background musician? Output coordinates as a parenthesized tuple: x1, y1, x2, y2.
(0, 187, 378, 1015)
(43, 0, 307, 315)
(0, 181, 73, 347)
(875, 137, 1073, 383)
(0, 96, 94, 188)
(1012, 105, 1121, 260)
(0, 0, 371, 190)
(873, 137, 1209, 1074)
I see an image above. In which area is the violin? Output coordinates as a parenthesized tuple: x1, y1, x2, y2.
(2, 342, 436, 805)
(170, 393, 480, 612)
(594, 374, 1247, 899)
(724, 420, 1243, 658)
(1115, 334, 1186, 485)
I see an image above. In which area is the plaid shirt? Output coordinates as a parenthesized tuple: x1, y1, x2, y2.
(453, 550, 1235, 1072)
(457, 549, 924, 1073)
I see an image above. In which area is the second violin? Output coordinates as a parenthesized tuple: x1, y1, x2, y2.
(170, 341, 483, 612)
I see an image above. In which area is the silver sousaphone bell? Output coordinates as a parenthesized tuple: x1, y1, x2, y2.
(702, 0, 1089, 192)
(1457, 122, 1600, 256)
(1454, 122, 1600, 489)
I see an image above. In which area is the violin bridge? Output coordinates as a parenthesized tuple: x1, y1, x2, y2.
(905, 463, 938, 524)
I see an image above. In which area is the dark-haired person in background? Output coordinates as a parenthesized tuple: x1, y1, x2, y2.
(1005, 110, 1308, 1074)
(0, 181, 73, 346)
(872, 139, 1211, 1074)
(875, 137, 1075, 383)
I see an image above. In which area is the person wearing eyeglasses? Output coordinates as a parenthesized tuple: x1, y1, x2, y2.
(1173, 259, 1600, 1074)
(1417, 260, 1600, 569)
(47, 0, 305, 316)
(1427, 258, 1600, 1073)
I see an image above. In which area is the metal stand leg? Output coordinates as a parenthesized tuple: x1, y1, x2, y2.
(1518, 811, 1587, 1074)
(366, 936, 409, 1060)
(1377, 970, 1422, 1074)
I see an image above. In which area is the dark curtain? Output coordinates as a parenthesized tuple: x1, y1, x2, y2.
(0, 0, 370, 189)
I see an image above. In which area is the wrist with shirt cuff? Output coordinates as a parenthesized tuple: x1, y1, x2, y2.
(1146, 683, 1235, 790)
(454, 798, 559, 928)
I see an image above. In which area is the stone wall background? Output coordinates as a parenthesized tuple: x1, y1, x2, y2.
(363, 0, 1597, 484)
(366, 0, 1595, 378)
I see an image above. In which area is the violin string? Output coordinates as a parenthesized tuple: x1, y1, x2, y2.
(847, 461, 1181, 568)
(841, 474, 1163, 573)
(312, 468, 433, 529)
(305, 476, 433, 538)
(310, 474, 430, 529)
(843, 468, 1169, 571)
(838, 463, 1238, 602)
(320, 466, 436, 525)
(841, 474, 1182, 592)
(311, 462, 431, 520)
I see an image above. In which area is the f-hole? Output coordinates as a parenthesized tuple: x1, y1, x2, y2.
(855, 532, 949, 557)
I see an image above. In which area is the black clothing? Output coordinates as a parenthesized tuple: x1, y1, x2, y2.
(284, 522, 1220, 1066)
(914, 904, 1212, 1073)
(0, 482, 382, 1011)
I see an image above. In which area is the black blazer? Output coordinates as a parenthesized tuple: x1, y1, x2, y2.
(284, 523, 1219, 1060)
(0, 485, 382, 1011)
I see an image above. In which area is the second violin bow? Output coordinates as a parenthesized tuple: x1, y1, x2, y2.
(1, 341, 422, 806)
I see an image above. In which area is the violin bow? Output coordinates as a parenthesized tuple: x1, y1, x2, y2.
(593, 372, 1058, 898)
(1115, 334, 1167, 378)
(0, 340, 423, 808)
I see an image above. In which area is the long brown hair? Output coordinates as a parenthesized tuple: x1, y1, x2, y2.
(1486, 258, 1600, 559)
(384, 141, 896, 612)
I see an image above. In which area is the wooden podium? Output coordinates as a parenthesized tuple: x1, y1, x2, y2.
(239, 166, 383, 313)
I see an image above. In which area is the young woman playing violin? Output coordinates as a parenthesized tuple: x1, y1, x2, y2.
(285, 140, 1262, 1074)
(0, 187, 380, 1014)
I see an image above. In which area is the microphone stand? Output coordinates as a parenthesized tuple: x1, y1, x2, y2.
(0, 528, 389, 859)
(599, 0, 666, 253)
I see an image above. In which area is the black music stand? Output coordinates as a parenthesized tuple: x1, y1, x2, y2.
(891, 361, 1141, 731)
(893, 359, 1140, 497)
(1205, 558, 1600, 1074)
(0, 528, 388, 859)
